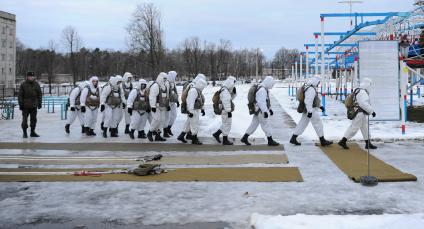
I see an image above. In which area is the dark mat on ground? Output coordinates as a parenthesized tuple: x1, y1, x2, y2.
(319, 143, 417, 182)
(408, 106, 424, 123)
(0, 154, 289, 165)
(0, 142, 283, 152)
(0, 167, 303, 182)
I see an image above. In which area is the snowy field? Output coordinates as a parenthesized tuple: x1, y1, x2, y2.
(0, 83, 423, 228)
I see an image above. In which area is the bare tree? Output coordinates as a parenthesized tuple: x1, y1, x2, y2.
(127, 3, 164, 79)
(61, 26, 82, 84)
(46, 40, 57, 93)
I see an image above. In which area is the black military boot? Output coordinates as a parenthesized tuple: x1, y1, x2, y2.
(267, 136, 280, 146)
(338, 137, 349, 149)
(147, 131, 154, 142)
(191, 135, 203, 145)
(155, 132, 166, 141)
(138, 130, 146, 139)
(177, 132, 187, 143)
(163, 128, 171, 138)
(125, 124, 130, 134)
(167, 126, 174, 136)
(100, 122, 105, 131)
(289, 135, 301, 146)
(212, 129, 222, 143)
(89, 129, 96, 136)
(103, 128, 108, 138)
(22, 128, 28, 138)
(85, 127, 91, 136)
(186, 131, 193, 140)
(111, 128, 119, 137)
(30, 128, 40, 137)
(81, 125, 85, 133)
(365, 140, 377, 149)
(320, 136, 333, 147)
(65, 124, 70, 134)
(129, 129, 135, 139)
(241, 134, 251, 146)
(222, 136, 233, 145)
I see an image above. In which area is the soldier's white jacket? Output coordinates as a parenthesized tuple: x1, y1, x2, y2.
(220, 76, 237, 113)
(100, 77, 126, 106)
(80, 76, 99, 107)
(187, 79, 207, 113)
(255, 76, 275, 114)
(149, 72, 168, 108)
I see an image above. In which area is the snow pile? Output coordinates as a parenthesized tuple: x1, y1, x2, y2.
(249, 213, 424, 229)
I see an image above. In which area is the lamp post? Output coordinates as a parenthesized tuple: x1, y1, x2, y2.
(338, 1, 363, 29)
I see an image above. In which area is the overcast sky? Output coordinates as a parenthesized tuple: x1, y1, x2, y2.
(1, 0, 415, 58)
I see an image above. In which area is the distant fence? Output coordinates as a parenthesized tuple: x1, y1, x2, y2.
(0, 84, 75, 100)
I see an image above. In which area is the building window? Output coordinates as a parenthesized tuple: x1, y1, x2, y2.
(2, 27, 5, 34)
(9, 68, 12, 73)
(1, 68, 3, 74)
(9, 54, 13, 61)
(1, 54, 5, 61)
(1, 39, 6, 48)
(9, 41, 13, 48)
(9, 28, 13, 36)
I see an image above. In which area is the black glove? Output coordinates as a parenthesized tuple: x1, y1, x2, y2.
(320, 106, 325, 112)
(167, 106, 171, 111)
(177, 101, 180, 107)
(19, 105, 23, 110)
(122, 103, 126, 109)
(151, 107, 156, 113)
(201, 109, 205, 116)
(372, 112, 376, 118)
(81, 106, 86, 113)
(188, 112, 194, 118)
(128, 108, 132, 116)
(263, 112, 269, 119)
(233, 87, 237, 94)
(307, 112, 312, 118)
(228, 112, 232, 118)
(70, 107, 76, 112)
(269, 109, 274, 116)
(37, 104, 42, 109)
(100, 105, 105, 112)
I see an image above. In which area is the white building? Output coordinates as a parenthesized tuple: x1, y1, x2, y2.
(0, 10, 16, 88)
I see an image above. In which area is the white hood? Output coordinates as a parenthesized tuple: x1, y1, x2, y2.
(109, 77, 119, 88)
(195, 79, 207, 91)
(260, 76, 275, 90)
(156, 72, 167, 87)
(223, 76, 236, 89)
(88, 76, 99, 89)
(123, 72, 133, 83)
(167, 71, 177, 83)
(306, 77, 321, 88)
(360, 78, 373, 91)
(138, 79, 147, 90)
(194, 73, 206, 83)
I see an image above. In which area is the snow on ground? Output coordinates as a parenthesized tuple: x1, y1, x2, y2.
(250, 213, 424, 229)
(0, 81, 423, 228)
(272, 81, 424, 142)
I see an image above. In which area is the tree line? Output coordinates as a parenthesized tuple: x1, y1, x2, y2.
(15, 3, 300, 85)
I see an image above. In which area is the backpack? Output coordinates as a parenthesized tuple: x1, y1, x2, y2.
(212, 88, 225, 115)
(247, 84, 261, 115)
(296, 85, 319, 113)
(66, 86, 83, 108)
(296, 84, 311, 102)
(180, 83, 193, 114)
(132, 164, 162, 176)
(345, 88, 361, 120)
